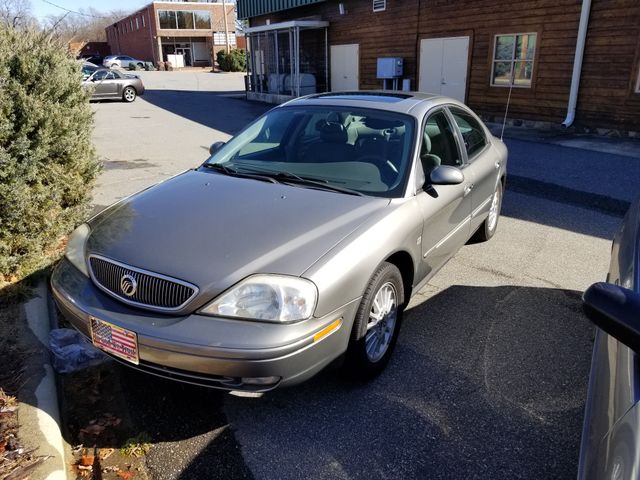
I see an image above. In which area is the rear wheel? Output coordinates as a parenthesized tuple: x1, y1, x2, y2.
(344, 262, 404, 379)
(474, 182, 503, 242)
(122, 86, 136, 103)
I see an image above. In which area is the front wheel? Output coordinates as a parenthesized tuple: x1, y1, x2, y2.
(474, 182, 503, 242)
(344, 262, 404, 379)
(122, 86, 137, 103)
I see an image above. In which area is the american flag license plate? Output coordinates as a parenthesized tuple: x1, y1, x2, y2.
(90, 317, 139, 365)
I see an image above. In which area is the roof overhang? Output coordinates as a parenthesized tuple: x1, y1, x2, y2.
(244, 20, 329, 34)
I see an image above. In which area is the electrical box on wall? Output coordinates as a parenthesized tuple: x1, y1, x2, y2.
(377, 57, 403, 79)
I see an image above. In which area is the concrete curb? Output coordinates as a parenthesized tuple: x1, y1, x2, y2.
(21, 279, 68, 480)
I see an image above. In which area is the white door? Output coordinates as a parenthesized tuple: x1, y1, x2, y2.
(330, 44, 359, 91)
(419, 37, 469, 102)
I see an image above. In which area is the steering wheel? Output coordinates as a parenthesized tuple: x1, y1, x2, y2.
(357, 154, 399, 186)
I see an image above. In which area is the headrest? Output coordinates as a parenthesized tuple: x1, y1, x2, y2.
(319, 122, 348, 143)
(422, 132, 432, 154)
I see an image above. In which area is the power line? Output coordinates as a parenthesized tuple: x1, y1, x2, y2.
(39, 0, 111, 18)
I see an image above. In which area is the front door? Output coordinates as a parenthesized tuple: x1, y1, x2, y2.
(417, 109, 472, 277)
(330, 44, 359, 91)
(176, 47, 192, 66)
(419, 37, 469, 102)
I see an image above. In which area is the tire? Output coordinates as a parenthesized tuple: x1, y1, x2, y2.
(344, 262, 405, 379)
(473, 182, 503, 242)
(109, 63, 118, 69)
(122, 86, 137, 103)
(136, 62, 143, 68)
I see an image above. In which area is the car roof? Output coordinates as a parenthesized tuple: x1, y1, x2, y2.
(282, 91, 467, 118)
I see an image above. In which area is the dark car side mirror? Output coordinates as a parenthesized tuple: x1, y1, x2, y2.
(429, 165, 464, 186)
(583, 282, 640, 352)
(209, 141, 226, 156)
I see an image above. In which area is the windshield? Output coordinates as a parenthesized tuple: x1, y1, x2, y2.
(205, 106, 416, 197)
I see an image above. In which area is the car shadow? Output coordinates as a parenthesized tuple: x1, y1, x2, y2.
(162, 284, 588, 480)
(141, 89, 271, 136)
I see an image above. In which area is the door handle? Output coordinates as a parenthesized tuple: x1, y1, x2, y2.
(464, 183, 474, 197)
(495, 161, 501, 170)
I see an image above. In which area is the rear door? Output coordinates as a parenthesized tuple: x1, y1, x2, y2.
(417, 108, 472, 277)
(447, 106, 499, 233)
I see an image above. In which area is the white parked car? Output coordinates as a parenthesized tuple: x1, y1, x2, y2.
(103, 55, 145, 69)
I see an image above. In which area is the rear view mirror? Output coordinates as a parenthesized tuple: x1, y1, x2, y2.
(209, 141, 226, 155)
(583, 282, 640, 352)
(429, 165, 464, 186)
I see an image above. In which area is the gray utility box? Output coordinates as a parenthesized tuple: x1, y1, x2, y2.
(377, 57, 403, 79)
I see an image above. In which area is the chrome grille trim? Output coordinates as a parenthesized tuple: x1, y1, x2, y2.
(88, 254, 199, 313)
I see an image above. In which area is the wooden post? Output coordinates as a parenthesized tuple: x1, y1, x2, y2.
(222, 0, 230, 53)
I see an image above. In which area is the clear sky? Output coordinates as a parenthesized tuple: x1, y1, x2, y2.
(31, 0, 149, 20)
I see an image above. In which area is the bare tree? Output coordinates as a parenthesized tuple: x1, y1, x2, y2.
(0, 0, 34, 29)
(44, 7, 130, 44)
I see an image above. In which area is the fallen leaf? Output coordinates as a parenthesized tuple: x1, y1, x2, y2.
(98, 448, 115, 460)
(79, 455, 94, 466)
(0, 440, 6, 454)
(117, 470, 136, 480)
(80, 424, 105, 436)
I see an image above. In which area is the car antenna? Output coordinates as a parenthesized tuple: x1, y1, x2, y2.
(500, 66, 516, 141)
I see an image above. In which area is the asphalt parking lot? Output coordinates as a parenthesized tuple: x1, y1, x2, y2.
(85, 71, 625, 479)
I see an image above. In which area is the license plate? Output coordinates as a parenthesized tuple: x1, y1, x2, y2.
(90, 317, 139, 365)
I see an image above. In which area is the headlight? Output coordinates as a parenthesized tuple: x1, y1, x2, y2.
(64, 224, 90, 277)
(200, 275, 317, 322)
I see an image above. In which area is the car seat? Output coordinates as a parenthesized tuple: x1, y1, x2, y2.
(421, 132, 441, 173)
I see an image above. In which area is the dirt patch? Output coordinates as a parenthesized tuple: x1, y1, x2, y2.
(0, 301, 50, 479)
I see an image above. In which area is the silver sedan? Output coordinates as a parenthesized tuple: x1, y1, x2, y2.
(83, 69, 145, 102)
(581, 197, 640, 479)
(51, 92, 508, 391)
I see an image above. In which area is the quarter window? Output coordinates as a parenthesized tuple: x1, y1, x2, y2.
(449, 108, 487, 159)
(491, 33, 537, 87)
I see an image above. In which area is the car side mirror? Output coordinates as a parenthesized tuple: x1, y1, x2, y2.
(429, 165, 464, 186)
(583, 282, 640, 352)
(209, 141, 226, 155)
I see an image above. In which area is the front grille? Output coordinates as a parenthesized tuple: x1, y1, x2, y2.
(89, 255, 198, 311)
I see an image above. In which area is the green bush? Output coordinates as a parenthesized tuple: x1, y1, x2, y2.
(0, 28, 101, 280)
(216, 48, 246, 72)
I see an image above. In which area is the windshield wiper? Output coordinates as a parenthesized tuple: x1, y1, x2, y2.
(239, 168, 365, 197)
(202, 163, 277, 184)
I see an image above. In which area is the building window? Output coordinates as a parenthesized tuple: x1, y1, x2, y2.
(130, 20, 133, 31)
(213, 32, 236, 46)
(136, 17, 139, 29)
(157, 10, 211, 30)
(142, 15, 145, 28)
(193, 11, 211, 29)
(373, 0, 386, 12)
(491, 33, 536, 87)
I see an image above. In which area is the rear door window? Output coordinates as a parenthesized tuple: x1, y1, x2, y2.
(448, 107, 488, 160)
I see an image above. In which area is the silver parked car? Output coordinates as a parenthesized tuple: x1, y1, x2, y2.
(580, 197, 640, 480)
(51, 92, 508, 391)
(83, 69, 145, 102)
(103, 55, 145, 69)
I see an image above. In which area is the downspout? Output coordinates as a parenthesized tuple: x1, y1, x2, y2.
(562, 0, 592, 128)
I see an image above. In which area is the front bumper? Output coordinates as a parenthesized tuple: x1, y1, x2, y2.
(51, 258, 358, 391)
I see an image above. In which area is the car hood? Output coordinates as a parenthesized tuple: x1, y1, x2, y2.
(87, 169, 390, 309)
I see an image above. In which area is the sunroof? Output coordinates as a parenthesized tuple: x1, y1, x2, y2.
(311, 92, 413, 103)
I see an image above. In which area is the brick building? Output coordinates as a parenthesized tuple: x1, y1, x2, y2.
(105, 1, 236, 68)
(238, 0, 640, 134)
